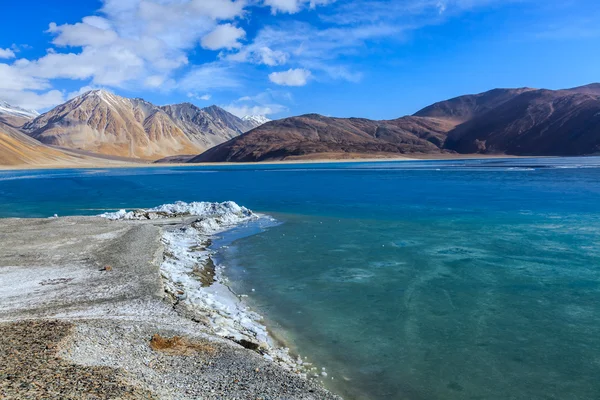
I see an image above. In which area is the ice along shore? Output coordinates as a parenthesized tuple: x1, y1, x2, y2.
(0, 201, 341, 399)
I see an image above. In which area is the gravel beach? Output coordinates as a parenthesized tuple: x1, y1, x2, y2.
(0, 216, 341, 400)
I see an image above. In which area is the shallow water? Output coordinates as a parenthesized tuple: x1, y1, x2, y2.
(2, 157, 600, 399)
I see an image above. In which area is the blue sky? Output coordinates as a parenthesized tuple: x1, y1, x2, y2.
(0, 0, 599, 119)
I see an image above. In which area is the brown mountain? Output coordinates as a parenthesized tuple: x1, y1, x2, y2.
(191, 84, 600, 162)
(444, 86, 600, 155)
(190, 114, 455, 162)
(159, 103, 256, 150)
(413, 88, 535, 124)
(203, 105, 262, 132)
(564, 83, 600, 96)
(22, 90, 198, 160)
(0, 101, 76, 166)
(21, 91, 249, 160)
(0, 119, 118, 167)
(0, 100, 39, 128)
(0, 121, 63, 165)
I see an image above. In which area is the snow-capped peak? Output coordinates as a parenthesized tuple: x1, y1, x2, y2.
(75, 89, 130, 109)
(242, 115, 271, 125)
(0, 100, 39, 119)
(78, 89, 112, 101)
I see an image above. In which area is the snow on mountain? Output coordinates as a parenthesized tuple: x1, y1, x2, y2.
(0, 100, 40, 119)
(242, 115, 271, 126)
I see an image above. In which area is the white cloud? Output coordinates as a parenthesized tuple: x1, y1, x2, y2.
(67, 85, 98, 100)
(224, 89, 289, 117)
(227, 46, 288, 66)
(48, 18, 119, 48)
(225, 104, 276, 117)
(265, 0, 302, 13)
(0, 61, 66, 110)
(0, 0, 511, 111)
(187, 92, 212, 101)
(0, 48, 16, 59)
(227, 20, 398, 82)
(0, 0, 250, 110)
(0, 88, 65, 111)
(201, 24, 246, 50)
(189, 0, 248, 20)
(319, 0, 502, 25)
(22, 46, 146, 86)
(265, 0, 335, 14)
(179, 63, 240, 92)
(144, 75, 166, 88)
(256, 47, 289, 66)
(269, 68, 312, 86)
(0, 63, 48, 92)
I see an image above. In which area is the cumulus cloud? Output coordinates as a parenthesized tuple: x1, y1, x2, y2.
(201, 24, 246, 50)
(269, 68, 312, 86)
(0, 0, 250, 109)
(0, 60, 65, 110)
(0, 63, 48, 92)
(48, 17, 119, 48)
(2, 90, 65, 111)
(0, 0, 508, 110)
(0, 48, 16, 59)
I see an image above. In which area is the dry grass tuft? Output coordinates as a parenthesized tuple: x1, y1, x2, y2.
(149, 334, 216, 356)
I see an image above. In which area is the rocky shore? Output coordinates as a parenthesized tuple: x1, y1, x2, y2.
(0, 212, 341, 399)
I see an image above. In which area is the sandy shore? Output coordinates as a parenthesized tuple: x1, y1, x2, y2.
(0, 152, 529, 171)
(0, 213, 341, 399)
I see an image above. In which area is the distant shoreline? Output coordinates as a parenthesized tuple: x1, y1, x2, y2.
(0, 153, 531, 171)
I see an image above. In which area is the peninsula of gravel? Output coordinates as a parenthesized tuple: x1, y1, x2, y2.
(0, 202, 341, 400)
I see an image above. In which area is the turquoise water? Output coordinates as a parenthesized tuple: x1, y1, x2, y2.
(1, 158, 600, 399)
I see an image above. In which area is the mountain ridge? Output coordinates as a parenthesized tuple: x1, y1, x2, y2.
(0, 118, 130, 166)
(191, 83, 600, 162)
(242, 115, 271, 125)
(20, 90, 255, 160)
(2, 83, 600, 165)
(190, 113, 453, 162)
(0, 100, 40, 128)
(445, 89, 600, 155)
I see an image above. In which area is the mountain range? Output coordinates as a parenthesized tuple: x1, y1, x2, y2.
(193, 84, 600, 162)
(0, 101, 39, 128)
(1, 84, 599, 166)
(18, 90, 265, 161)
